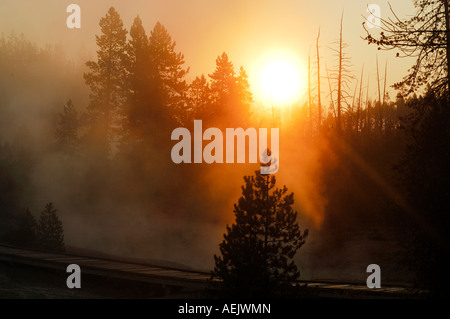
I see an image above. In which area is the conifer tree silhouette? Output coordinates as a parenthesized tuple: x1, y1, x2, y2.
(211, 170, 308, 298)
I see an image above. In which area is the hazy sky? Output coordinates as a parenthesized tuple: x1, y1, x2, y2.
(0, 0, 417, 103)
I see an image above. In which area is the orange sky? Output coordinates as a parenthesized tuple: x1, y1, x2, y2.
(0, 0, 417, 104)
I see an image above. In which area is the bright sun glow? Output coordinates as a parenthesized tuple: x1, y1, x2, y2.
(252, 51, 306, 106)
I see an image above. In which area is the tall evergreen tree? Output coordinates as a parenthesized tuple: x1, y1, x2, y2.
(211, 170, 308, 298)
(37, 202, 65, 252)
(236, 66, 254, 120)
(127, 15, 151, 127)
(187, 74, 212, 122)
(149, 22, 189, 123)
(124, 15, 161, 145)
(55, 99, 80, 155)
(84, 7, 129, 155)
(209, 52, 253, 126)
(209, 52, 236, 120)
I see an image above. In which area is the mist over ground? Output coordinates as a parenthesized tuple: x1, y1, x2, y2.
(0, 5, 416, 285)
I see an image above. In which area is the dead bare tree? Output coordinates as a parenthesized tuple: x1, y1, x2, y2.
(330, 12, 353, 132)
(350, 80, 358, 131)
(325, 62, 338, 121)
(376, 55, 382, 134)
(308, 50, 313, 133)
(357, 65, 364, 132)
(365, 75, 370, 131)
(363, 1, 450, 96)
(316, 28, 322, 126)
(383, 60, 388, 132)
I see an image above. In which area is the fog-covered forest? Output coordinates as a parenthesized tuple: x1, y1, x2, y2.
(1, 2, 450, 297)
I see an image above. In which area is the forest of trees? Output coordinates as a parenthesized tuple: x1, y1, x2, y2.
(0, 2, 449, 297)
(4, 202, 65, 252)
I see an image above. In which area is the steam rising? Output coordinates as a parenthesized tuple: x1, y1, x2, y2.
(0, 4, 408, 282)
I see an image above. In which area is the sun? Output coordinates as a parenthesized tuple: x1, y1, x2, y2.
(253, 51, 306, 106)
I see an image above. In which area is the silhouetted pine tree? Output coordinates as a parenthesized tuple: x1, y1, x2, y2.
(56, 99, 80, 155)
(122, 15, 161, 149)
(209, 52, 236, 123)
(209, 52, 253, 126)
(210, 170, 308, 298)
(149, 21, 189, 123)
(84, 7, 129, 157)
(187, 74, 212, 123)
(236, 66, 253, 122)
(37, 202, 65, 252)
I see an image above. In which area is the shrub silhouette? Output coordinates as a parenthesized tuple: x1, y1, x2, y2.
(37, 202, 65, 252)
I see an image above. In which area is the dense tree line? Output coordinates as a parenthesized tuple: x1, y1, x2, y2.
(58, 7, 253, 161)
(4, 202, 65, 252)
(1, 2, 449, 298)
(1, 7, 255, 252)
(363, 0, 450, 296)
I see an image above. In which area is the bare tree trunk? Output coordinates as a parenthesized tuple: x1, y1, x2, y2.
(316, 28, 322, 126)
(444, 0, 450, 93)
(326, 62, 337, 121)
(383, 61, 388, 132)
(376, 55, 382, 134)
(350, 81, 358, 131)
(308, 52, 312, 133)
(357, 65, 364, 132)
(337, 12, 343, 132)
(264, 174, 269, 255)
(365, 76, 370, 132)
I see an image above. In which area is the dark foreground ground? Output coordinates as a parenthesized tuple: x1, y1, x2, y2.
(0, 259, 426, 299)
(0, 261, 203, 299)
(0, 225, 425, 299)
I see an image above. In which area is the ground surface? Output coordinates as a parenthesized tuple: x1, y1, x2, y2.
(0, 261, 206, 299)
